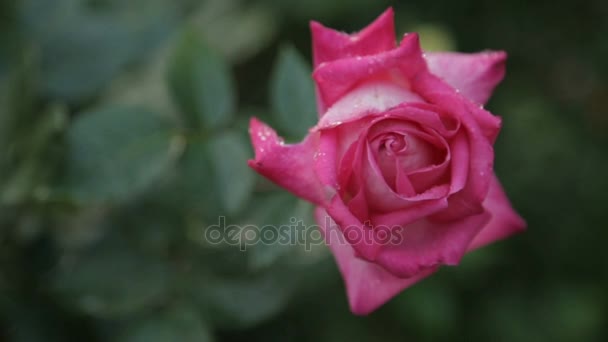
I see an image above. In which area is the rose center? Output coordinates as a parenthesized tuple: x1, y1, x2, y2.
(379, 133, 408, 155)
(371, 130, 440, 193)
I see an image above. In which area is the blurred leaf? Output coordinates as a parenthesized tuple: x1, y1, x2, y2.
(191, 1, 278, 63)
(166, 137, 217, 215)
(163, 130, 253, 217)
(117, 305, 214, 342)
(263, 0, 391, 22)
(167, 29, 236, 131)
(59, 106, 181, 203)
(0, 54, 38, 178)
(270, 45, 317, 138)
(243, 193, 315, 270)
(19, 0, 178, 103)
(0, 56, 36, 140)
(51, 237, 171, 318)
(205, 131, 255, 214)
(194, 270, 296, 329)
(1, 105, 67, 204)
(411, 23, 456, 52)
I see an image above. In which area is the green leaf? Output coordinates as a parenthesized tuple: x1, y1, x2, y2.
(242, 193, 315, 270)
(20, 0, 178, 103)
(165, 130, 254, 218)
(205, 131, 255, 214)
(51, 237, 171, 318)
(60, 106, 181, 203)
(190, 4, 278, 64)
(270, 45, 317, 138)
(193, 270, 296, 329)
(1, 105, 67, 204)
(118, 306, 214, 342)
(167, 28, 236, 131)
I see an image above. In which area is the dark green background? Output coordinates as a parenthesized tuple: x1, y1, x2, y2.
(1, 0, 606, 341)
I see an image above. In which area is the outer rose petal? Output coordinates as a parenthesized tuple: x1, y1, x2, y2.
(310, 8, 396, 68)
(313, 33, 425, 110)
(374, 210, 491, 278)
(467, 175, 526, 251)
(248, 118, 331, 205)
(425, 51, 507, 105)
(315, 207, 436, 315)
(311, 8, 396, 114)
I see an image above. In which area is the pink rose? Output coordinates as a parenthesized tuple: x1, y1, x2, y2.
(248, 8, 525, 314)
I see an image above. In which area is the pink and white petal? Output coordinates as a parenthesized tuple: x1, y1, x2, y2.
(467, 175, 526, 251)
(425, 51, 507, 105)
(375, 210, 491, 278)
(310, 8, 396, 68)
(248, 118, 332, 205)
(315, 81, 424, 125)
(313, 33, 426, 109)
(316, 207, 436, 315)
(382, 103, 461, 138)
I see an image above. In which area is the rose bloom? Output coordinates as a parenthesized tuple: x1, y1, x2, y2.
(248, 8, 526, 315)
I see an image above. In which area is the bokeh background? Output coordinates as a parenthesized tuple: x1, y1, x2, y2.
(1, 0, 607, 341)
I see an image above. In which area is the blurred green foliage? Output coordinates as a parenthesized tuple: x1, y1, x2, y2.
(1, 0, 607, 341)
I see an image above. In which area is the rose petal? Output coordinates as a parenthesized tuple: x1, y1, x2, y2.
(375, 210, 491, 278)
(315, 81, 424, 125)
(425, 51, 507, 105)
(447, 131, 469, 194)
(334, 111, 452, 212)
(314, 130, 340, 188)
(315, 207, 436, 315)
(310, 8, 396, 68)
(394, 160, 417, 195)
(248, 118, 332, 205)
(363, 140, 449, 212)
(370, 197, 448, 228)
(411, 89, 495, 221)
(326, 195, 383, 261)
(413, 68, 502, 143)
(467, 175, 526, 251)
(313, 33, 425, 110)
